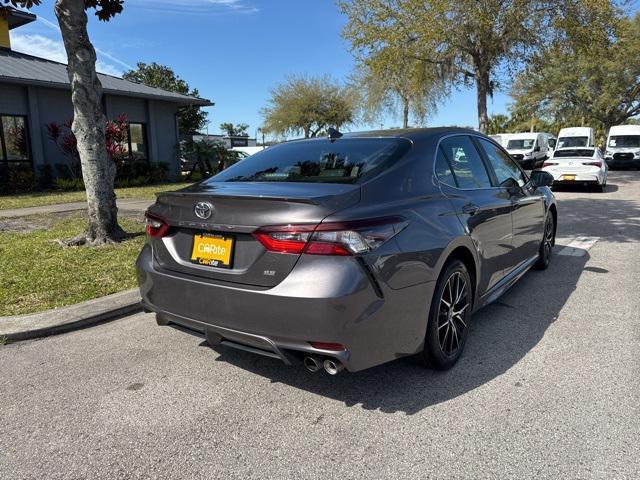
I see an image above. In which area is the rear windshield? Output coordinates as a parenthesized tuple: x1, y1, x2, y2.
(208, 138, 411, 184)
(557, 136, 588, 148)
(507, 139, 535, 149)
(553, 149, 594, 158)
(608, 135, 640, 148)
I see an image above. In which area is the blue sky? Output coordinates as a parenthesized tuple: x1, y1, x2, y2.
(11, 0, 511, 138)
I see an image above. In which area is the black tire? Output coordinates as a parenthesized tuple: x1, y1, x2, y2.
(533, 212, 555, 270)
(421, 259, 473, 370)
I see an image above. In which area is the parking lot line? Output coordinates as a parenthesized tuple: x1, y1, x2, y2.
(557, 236, 600, 256)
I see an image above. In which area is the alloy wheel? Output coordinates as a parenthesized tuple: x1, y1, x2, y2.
(543, 216, 554, 259)
(437, 271, 470, 357)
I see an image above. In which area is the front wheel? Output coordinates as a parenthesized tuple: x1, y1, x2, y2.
(421, 260, 473, 370)
(533, 212, 555, 270)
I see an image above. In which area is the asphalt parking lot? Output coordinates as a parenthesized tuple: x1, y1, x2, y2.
(1, 171, 639, 480)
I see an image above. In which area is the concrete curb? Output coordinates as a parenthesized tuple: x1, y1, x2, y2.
(0, 289, 142, 342)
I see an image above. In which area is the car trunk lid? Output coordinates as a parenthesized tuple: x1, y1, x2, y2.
(147, 182, 361, 287)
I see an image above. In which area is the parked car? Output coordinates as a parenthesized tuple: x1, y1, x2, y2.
(605, 124, 640, 169)
(506, 132, 551, 169)
(138, 128, 557, 374)
(557, 127, 595, 149)
(541, 147, 608, 191)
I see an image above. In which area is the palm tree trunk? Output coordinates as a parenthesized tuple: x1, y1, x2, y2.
(55, 0, 124, 245)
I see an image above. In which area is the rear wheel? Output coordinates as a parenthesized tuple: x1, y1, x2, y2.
(534, 213, 555, 270)
(421, 260, 473, 370)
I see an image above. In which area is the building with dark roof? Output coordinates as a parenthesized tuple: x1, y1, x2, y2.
(0, 7, 212, 183)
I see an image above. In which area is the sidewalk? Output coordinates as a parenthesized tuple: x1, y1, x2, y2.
(0, 198, 154, 218)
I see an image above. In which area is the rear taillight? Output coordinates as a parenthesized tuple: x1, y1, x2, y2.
(584, 161, 602, 167)
(541, 161, 556, 168)
(253, 216, 407, 256)
(145, 212, 169, 238)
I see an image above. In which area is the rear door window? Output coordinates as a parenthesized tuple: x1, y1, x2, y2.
(208, 138, 411, 184)
(440, 136, 492, 189)
(435, 148, 457, 187)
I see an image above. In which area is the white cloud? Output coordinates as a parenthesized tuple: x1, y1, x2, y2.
(10, 33, 123, 76)
(35, 16, 134, 72)
(129, 0, 259, 14)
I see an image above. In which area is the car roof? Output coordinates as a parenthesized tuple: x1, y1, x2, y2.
(559, 127, 593, 135)
(276, 127, 492, 148)
(609, 125, 640, 135)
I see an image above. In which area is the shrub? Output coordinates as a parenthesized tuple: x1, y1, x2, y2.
(54, 177, 85, 191)
(37, 165, 54, 190)
(0, 164, 37, 194)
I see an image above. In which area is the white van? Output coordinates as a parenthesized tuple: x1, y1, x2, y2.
(505, 132, 550, 169)
(557, 127, 595, 149)
(489, 133, 514, 148)
(605, 124, 640, 169)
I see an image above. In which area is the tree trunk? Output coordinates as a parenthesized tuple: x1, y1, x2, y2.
(55, 0, 124, 246)
(402, 97, 409, 129)
(475, 67, 490, 134)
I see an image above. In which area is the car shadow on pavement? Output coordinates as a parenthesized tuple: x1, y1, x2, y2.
(556, 198, 640, 243)
(208, 246, 590, 415)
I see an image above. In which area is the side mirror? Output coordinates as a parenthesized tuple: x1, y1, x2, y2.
(501, 177, 522, 193)
(530, 170, 554, 188)
(534, 145, 541, 152)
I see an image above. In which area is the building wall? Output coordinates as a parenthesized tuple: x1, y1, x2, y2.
(152, 101, 180, 177)
(34, 87, 74, 173)
(0, 82, 181, 179)
(0, 83, 29, 114)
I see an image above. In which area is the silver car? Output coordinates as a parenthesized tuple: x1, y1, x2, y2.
(137, 128, 556, 374)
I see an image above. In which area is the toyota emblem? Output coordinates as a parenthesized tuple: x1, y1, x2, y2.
(194, 201, 213, 220)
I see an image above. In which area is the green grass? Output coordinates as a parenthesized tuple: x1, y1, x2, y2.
(0, 212, 146, 316)
(0, 182, 192, 210)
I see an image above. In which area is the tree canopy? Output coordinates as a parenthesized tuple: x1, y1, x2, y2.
(261, 75, 357, 139)
(511, 12, 640, 132)
(220, 122, 249, 137)
(339, 0, 620, 133)
(123, 62, 208, 134)
(353, 46, 448, 128)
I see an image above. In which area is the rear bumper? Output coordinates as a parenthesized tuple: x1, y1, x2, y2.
(549, 171, 604, 185)
(136, 244, 432, 371)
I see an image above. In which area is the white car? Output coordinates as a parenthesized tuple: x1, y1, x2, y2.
(541, 147, 608, 191)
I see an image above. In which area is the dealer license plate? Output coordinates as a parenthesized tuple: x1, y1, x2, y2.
(190, 234, 234, 268)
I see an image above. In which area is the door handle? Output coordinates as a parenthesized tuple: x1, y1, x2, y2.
(462, 203, 480, 216)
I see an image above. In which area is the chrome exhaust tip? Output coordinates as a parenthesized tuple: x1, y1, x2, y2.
(323, 358, 344, 375)
(303, 355, 322, 373)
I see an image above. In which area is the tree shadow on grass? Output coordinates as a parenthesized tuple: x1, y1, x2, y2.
(205, 245, 589, 415)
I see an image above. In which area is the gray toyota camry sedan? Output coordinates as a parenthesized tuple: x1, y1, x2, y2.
(137, 128, 556, 374)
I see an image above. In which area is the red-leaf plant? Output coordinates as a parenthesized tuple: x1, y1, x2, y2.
(47, 113, 131, 179)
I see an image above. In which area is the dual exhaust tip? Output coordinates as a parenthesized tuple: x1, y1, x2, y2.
(303, 355, 344, 375)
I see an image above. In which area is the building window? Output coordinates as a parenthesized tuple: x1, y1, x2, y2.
(124, 122, 148, 160)
(0, 115, 31, 165)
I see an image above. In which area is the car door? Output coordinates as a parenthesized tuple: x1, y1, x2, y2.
(476, 137, 545, 272)
(435, 135, 514, 294)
